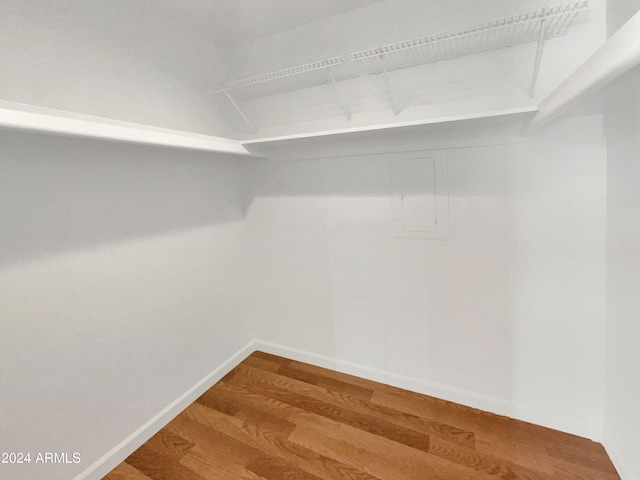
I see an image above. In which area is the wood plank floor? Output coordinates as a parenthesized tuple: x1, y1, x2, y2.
(104, 351, 620, 480)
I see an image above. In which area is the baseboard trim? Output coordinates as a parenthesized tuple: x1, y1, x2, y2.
(253, 339, 602, 441)
(603, 432, 638, 480)
(73, 339, 258, 480)
(75, 337, 606, 480)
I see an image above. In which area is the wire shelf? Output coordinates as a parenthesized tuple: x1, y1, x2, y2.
(350, 1, 589, 73)
(211, 56, 350, 99)
(211, 2, 590, 131)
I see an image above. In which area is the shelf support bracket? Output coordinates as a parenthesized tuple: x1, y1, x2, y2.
(529, 18, 548, 98)
(380, 55, 400, 116)
(327, 69, 351, 122)
(223, 91, 257, 134)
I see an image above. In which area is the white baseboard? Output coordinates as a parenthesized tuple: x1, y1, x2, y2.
(603, 432, 638, 480)
(75, 337, 606, 480)
(253, 339, 602, 441)
(73, 339, 258, 480)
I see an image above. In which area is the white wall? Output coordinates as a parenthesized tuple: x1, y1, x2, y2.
(603, 70, 640, 479)
(228, 0, 605, 138)
(598, 3, 640, 478)
(0, 130, 249, 480)
(0, 1, 234, 137)
(0, 108, 615, 479)
(241, 116, 608, 439)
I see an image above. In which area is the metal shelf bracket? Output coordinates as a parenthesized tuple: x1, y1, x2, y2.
(327, 69, 352, 121)
(223, 91, 257, 134)
(380, 55, 400, 116)
(529, 18, 548, 98)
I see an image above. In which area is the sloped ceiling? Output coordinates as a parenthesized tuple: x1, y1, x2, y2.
(153, 0, 389, 47)
(3, 0, 386, 87)
(59, 0, 387, 49)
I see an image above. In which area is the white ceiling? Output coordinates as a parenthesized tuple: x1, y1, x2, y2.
(61, 0, 386, 49)
(157, 0, 388, 47)
(40, 0, 387, 88)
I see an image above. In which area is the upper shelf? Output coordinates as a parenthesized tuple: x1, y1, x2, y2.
(211, 1, 590, 101)
(211, 57, 351, 100)
(351, 1, 590, 73)
(0, 101, 251, 156)
(241, 107, 539, 160)
(242, 106, 538, 147)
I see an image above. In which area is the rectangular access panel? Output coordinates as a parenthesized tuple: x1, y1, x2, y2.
(390, 155, 449, 239)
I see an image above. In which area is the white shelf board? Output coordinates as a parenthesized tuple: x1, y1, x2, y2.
(529, 7, 640, 131)
(0, 102, 539, 157)
(242, 106, 538, 147)
(0, 101, 251, 156)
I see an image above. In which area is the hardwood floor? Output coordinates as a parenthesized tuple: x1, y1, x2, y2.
(104, 351, 620, 480)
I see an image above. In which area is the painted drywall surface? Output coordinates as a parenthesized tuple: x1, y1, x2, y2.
(0, 131, 249, 480)
(601, 3, 640, 477)
(607, 0, 640, 33)
(0, 1, 234, 137)
(241, 119, 607, 438)
(227, 0, 606, 138)
(603, 87, 640, 478)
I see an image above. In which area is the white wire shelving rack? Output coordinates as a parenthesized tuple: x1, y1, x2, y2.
(211, 1, 590, 132)
(351, 1, 589, 113)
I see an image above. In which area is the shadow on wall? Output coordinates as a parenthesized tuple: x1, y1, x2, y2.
(239, 117, 523, 217)
(0, 130, 244, 267)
